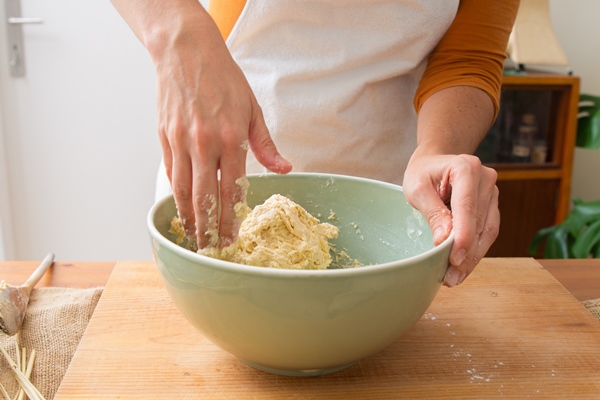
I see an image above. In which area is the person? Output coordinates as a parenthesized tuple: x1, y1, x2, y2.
(111, 0, 520, 287)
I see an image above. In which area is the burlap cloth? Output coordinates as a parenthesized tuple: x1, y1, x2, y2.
(582, 297, 600, 321)
(0, 287, 598, 400)
(0, 287, 103, 400)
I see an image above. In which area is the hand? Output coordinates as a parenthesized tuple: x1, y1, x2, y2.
(403, 152, 500, 287)
(152, 10, 292, 248)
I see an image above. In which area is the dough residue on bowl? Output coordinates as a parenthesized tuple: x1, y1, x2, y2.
(171, 194, 349, 270)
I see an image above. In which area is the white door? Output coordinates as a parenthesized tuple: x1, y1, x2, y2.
(0, 1, 166, 261)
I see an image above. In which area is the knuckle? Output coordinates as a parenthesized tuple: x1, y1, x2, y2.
(219, 218, 236, 235)
(403, 181, 430, 204)
(164, 166, 173, 180)
(194, 193, 217, 214)
(483, 220, 500, 242)
(463, 153, 483, 167)
(457, 196, 478, 216)
(486, 166, 498, 183)
(426, 206, 451, 226)
(452, 154, 483, 177)
(172, 183, 192, 201)
(167, 129, 193, 154)
(493, 184, 500, 197)
(219, 183, 245, 208)
(488, 224, 500, 242)
(221, 129, 247, 154)
(407, 179, 429, 194)
(465, 255, 479, 270)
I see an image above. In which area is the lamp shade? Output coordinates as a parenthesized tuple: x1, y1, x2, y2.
(507, 0, 569, 66)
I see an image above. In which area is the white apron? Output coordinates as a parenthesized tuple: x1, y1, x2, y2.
(156, 0, 459, 201)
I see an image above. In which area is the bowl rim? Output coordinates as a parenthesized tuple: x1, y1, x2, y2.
(147, 172, 454, 278)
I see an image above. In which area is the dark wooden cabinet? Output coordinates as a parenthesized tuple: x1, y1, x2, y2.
(476, 74, 580, 257)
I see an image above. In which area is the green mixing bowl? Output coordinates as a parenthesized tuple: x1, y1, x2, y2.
(148, 173, 453, 376)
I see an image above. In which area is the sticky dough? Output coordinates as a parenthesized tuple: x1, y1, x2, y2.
(199, 194, 339, 270)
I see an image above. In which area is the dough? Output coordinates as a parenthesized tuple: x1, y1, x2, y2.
(200, 194, 339, 270)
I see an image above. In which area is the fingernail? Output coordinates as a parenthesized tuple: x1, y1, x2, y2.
(274, 155, 292, 173)
(444, 268, 461, 287)
(433, 226, 446, 245)
(444, 268, 467, 287)
(453, 248, 467, 266)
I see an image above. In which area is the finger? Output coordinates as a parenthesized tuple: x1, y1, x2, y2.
(217, 133, 248, 247)
(444, 183, 500, 288)
(457, 167, 499, 276)
(158, 130, 174, 184)
(471, 184, 500, 266)
(190, 155, 219, 249)
(418, 195, 453, 247)
(247, 104, 292, 174)
(446, 156, 481, 268)
(403, 170, 453, 247)
(171, 150, 196, 238)
(473, 166, 498, 238)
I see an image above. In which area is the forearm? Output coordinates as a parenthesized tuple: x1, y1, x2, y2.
(414, 86, 494, 157)
(110, 0, 217, 62)
(407, 86, 499, 287)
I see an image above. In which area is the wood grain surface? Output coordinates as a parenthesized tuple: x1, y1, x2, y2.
(53, 258, 600, 399)
(0, 261, 115, 288)
(2, 259, 598, 301)
(538, 258, 600, 301)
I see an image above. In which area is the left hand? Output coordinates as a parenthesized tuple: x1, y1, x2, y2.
(403, 152, 500, 287)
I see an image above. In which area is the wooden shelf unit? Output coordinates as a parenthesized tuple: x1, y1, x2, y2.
(481, 73, 580, 257)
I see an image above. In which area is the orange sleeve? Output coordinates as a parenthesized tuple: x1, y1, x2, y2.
(413, 0, 520, 119)
(207, 0, 247, 41)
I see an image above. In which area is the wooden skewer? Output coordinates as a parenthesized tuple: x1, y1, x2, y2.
(0, 253, 55, 336)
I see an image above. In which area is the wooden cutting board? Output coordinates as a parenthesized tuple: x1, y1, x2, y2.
(55, 258, 600, 399)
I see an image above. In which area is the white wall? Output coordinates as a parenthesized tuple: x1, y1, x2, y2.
(551, 0, 600, 202)
(0, 5, 20, 261)
(0, 2, 160, 262)
(0, 107, 15, 260)
(0, 1, 211, 262)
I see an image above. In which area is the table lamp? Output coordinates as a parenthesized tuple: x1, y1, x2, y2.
(506, 0, 570, 71)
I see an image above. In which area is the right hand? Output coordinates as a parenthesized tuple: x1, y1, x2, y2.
(151, 9, 292, 249)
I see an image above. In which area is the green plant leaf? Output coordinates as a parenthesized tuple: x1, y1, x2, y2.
(578, 94, 600, 149)
(529, 198, 600, 259)
(543, 225, 573, 259)
(566, 198, 600, 237)
(594, 241, 600, 258)
(528, 225, 556, 255)
(572, 219, 600, 258)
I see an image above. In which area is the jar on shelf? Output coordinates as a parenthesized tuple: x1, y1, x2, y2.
(511, 113, 539, 163)
(531, 141, 548, 164)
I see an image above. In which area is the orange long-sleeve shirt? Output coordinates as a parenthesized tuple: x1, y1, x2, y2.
(208, 0, 519, 118)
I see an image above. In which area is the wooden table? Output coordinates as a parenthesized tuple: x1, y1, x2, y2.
(0, 260, 115, 289)
(537, 258, 600, 302)
(2, 257, 598, 301)
(2, 258, 600, 398)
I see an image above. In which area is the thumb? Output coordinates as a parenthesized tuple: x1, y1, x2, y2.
(247, 106, 292, 174)
(405, 185, 453, 246)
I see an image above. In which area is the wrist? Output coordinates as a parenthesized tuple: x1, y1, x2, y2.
(142, 4, 216, 63)
(411, 141, 453, 160)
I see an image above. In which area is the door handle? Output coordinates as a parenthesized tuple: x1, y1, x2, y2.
(8, 17, 44, 24)
(4, 0, 44, 77)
